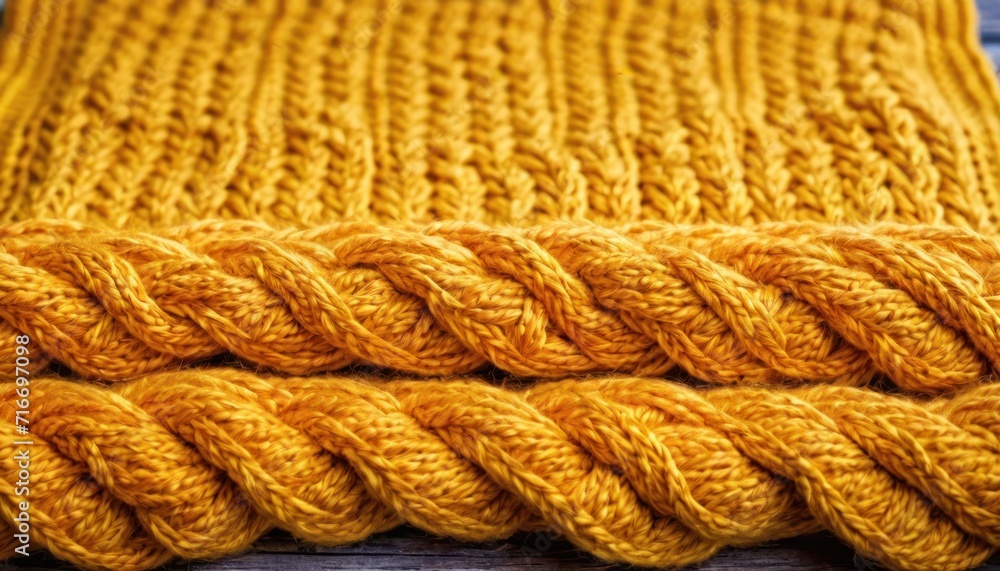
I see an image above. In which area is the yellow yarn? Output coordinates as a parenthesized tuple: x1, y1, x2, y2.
(1, 0, 1000, 229)
(0, 369, 995, 571)
(1, 0, 1000, 570)
(4, 218, 1000, 392)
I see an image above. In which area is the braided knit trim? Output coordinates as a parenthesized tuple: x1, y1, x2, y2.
(1, 0, 999, 229)
(0, 369, 995, 570)
(3, 219, 1000, 391)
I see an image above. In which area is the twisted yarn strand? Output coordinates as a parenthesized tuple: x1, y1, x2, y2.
(0, 369, 995, 570)
(0, 220, 999, 391)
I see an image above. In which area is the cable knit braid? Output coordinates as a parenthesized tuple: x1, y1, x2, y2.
(1, 0, 1000, 569)
(2, 219, 1000, 391)
(1, 0, 1000, 230)
(0, 368, 995, 571)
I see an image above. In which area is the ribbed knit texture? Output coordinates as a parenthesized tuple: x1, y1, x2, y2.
(2, 0, 1000, 229)
(0, 1, 999, 571)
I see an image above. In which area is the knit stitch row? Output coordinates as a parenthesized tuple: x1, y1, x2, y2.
(1, 0, 999, 229)
(3, 219, 1000, 391)
(0, 369, 994, 571)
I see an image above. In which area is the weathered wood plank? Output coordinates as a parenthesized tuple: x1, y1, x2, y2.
(167, 529, 1000, 571)
(3, 528, 998, 570)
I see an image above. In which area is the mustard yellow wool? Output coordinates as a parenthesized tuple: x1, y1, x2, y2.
(0, 369, 995, 571)
(1, 0, 1000, 569)
(1, 0, 1000, 229)
(5, 218, 1000, 392)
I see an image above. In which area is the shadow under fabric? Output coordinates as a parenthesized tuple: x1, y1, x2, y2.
(0, 0, 997, 570)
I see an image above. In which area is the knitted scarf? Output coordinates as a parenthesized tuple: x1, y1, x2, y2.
(0, 0, 998, 569)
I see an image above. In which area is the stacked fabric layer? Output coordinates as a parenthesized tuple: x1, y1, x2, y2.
(0, 0, 998, 569)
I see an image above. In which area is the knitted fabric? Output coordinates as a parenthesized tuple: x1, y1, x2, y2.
(4, 218, 1000, 393)
(0, 369, 996, 571)
(0, 0, 999, 570)
(1, 0, 1000, 230)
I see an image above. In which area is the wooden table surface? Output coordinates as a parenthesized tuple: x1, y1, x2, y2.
(1, 527, 992, 571)
(1, 0, 1000, 569)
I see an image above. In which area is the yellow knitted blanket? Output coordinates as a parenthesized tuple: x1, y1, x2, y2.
(0, 0, 998, 569)
(3, 0, 1000, 230)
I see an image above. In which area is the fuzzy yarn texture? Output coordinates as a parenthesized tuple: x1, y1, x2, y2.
(1, 0, 1000, 570)
(0, 368, 995, 571)
(5, 218, 1000, 393)
(1, 0, 1000, 229)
